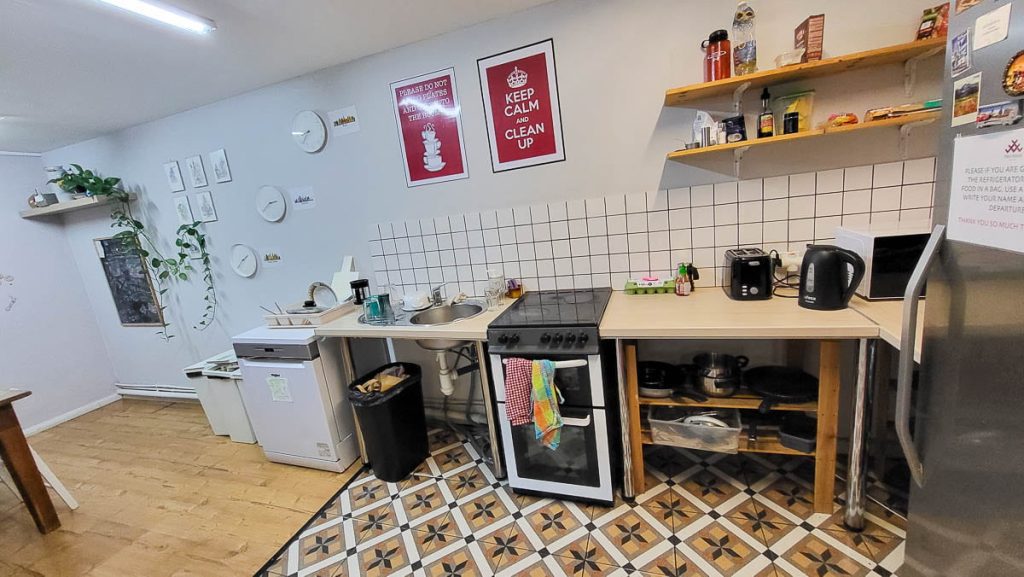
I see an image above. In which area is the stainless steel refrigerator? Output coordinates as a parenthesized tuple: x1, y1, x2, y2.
(898, 1, 1024, 575)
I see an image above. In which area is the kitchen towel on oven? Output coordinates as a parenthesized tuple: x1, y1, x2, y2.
(532, 360, 563, 450)
(504, 358, 534, 426)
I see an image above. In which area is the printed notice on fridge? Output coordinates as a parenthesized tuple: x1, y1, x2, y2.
(478, 39, 565, 172)
(948, 127, 1024, 254)
(974, 3, 1011, 51)
(390, 68, 468, 187)
(289, 186, 317, 211)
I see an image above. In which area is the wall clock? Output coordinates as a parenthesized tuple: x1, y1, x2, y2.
(291, 110, 328, 153)
(256, 185, 287, 222)
(230, 244, 258, 278)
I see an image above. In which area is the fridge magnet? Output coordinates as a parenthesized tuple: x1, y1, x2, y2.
(185, 155, 208, 188)
(916, 4, 949, 40)
(261, 248, 283, 267)
(288, 186, 317, 211)
(973, 3, 1011, 51)
(1002, 50, 1024, 97)
(955, 0, 982, 14)
(950, 29, 971, 77)
(478, 39, 566, 173)
(390, 67, 469, 187)
(327, 106, 360, 136)
(173, 195, 194, 225)
(164, 161, 185, 192)
(195, 191, 218, 223)
(977, 101, 1023, 129)
(953, 72, 982, 126)
(96, 237, 164, 327)
(209, 149, 232, 183)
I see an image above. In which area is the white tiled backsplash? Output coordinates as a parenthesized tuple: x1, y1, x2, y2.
(367, 158, 936, 296)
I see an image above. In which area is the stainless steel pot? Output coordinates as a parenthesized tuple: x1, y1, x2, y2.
(692, 353, 749, 397)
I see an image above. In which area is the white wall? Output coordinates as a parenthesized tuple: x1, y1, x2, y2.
(0, 155, 117, 429)
(41, 0, 943, 391)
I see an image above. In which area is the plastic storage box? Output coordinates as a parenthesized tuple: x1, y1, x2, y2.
(649, 406, 742, 454)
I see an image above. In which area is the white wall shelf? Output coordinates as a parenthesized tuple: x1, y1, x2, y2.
(19, 194, 133, 220)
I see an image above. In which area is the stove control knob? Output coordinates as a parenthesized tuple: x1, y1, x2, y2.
(509, 334, 520, 345)
(552, 333, 564, 345)
(540, 333, 552, 344)
(498, 334, 509, 345)
(565, 333, 576, 344)
(578, 333, 589, 346)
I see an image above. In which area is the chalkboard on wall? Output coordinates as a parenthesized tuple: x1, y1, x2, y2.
(96, 237, 163, 327)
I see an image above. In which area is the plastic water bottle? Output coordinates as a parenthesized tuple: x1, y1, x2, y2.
(732, 2, 757, 76)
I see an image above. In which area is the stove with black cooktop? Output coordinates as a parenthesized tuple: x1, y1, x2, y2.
(487, 288, 612, 355)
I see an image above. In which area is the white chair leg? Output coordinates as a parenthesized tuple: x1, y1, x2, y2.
(0, 465, 22, 502)
(30, 448, 79, 511)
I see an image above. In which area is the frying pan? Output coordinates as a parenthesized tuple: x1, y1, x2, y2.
(743, 366, 818, 413)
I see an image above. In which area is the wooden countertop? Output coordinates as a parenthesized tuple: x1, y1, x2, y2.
(599, 291, 879, 340)
(314, 300, 512, 340)
(848, 297, 924, 363)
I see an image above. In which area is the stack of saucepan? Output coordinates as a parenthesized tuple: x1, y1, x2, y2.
(637, 354, 821, 452)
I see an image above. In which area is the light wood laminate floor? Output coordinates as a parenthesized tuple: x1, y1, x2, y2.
(0, 399, 359, 577)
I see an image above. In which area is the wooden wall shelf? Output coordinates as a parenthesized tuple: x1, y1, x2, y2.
(664, 36, 946, 107)
(666, 112, 940, 164)
(19, 194, 133, 219)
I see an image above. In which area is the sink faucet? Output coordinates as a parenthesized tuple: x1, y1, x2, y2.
(431, 284, 446, 307)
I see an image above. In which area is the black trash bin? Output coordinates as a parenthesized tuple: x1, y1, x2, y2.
(349, 362, 429, 482)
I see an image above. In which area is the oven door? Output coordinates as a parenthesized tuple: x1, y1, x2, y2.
(496, 403, 612, 502)
(490, 353, 606, 408)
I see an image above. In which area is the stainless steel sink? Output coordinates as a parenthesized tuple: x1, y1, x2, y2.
(410, 301, 485, 351)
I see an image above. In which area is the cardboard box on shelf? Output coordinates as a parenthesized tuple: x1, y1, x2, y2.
(795, 14, 825, 63)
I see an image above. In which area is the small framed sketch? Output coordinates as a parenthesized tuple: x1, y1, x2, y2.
(164, 161, 185, 192)
(195, 190, 218, 222)
(209, 148, 232, 183)
(173, 196, 194, 225)
(185, 155, 208, 188)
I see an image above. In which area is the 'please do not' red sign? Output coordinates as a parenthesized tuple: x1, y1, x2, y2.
(390, 68, 469, 187)
(478, 39, 565, 172)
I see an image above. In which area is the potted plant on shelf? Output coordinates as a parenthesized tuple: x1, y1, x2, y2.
(49, 164, 218, 341)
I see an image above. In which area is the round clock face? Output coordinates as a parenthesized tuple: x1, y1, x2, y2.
(256, 185, 287, 222)
(291, 110, 327, 153)
(230, 244, 258, 278)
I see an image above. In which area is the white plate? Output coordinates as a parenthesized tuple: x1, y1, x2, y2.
(401, 303, 432, 312)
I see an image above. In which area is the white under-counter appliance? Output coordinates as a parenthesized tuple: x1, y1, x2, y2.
(232, 326, 359, 472)
(834, 222, 932, 300)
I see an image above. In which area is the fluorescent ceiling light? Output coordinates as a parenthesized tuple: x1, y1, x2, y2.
(95, 0, 216, 34)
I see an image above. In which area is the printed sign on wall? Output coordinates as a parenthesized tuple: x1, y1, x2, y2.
(390, 68, 469, 187)
(948, 127, 1024, 254)
(478, 39, 565, 172)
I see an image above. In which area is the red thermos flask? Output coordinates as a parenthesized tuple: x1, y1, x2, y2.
(701, 29, 731, 82)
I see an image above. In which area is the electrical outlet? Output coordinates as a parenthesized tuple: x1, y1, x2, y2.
(780, 250, 804, 272)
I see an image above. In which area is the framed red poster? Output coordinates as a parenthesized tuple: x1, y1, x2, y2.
(478, 39, 565, 173)
(390, 68, 469, 187)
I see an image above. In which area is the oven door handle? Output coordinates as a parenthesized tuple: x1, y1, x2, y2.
(501, 359, 588, 369)
(561, 415, 592, 428)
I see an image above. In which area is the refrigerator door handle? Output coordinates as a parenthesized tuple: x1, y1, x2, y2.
(896, 224, 945, 488)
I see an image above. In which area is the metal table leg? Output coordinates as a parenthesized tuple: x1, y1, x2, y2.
(845, 338, 877, 530)
(339, 337, 369, 466)
(616, 339, 635, 499)
(475, 341, 505, 479)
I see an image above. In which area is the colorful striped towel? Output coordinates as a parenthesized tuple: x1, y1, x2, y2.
(532, 360, 563, 450)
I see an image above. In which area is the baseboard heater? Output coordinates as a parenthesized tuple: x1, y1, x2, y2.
(115, 383, 198, 400)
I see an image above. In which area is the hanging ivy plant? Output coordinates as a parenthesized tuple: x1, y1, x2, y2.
(50, 164, 218, 340)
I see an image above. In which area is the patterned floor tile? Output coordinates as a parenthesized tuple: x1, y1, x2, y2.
(357, 533, 413, 577)
(260, 431, 909, 577)
(776, 532, 872, 577)
(682, 520, 764, 576)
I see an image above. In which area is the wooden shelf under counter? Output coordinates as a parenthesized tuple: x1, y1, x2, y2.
(640, 427, 814, 457)
(639, 392, 817, 413)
